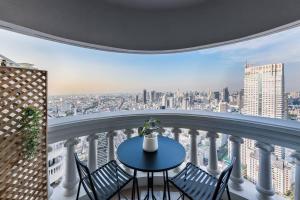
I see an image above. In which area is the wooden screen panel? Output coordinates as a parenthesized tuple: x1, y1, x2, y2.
(0, 67, 48, 200)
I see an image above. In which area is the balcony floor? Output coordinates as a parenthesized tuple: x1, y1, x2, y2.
(51, 171, 287, 200)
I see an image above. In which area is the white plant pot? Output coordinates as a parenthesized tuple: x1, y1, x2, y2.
(143, 134, 158, 152)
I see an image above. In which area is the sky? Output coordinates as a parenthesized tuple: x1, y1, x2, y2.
(0, 27, 300, 95)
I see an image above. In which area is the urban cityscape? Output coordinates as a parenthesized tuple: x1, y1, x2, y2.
(45, 63, 299, 199)
(1, 37, 300, 199)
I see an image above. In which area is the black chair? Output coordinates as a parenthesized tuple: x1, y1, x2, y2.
(74, 153, 134, 200)
(169, 158, 236, 200)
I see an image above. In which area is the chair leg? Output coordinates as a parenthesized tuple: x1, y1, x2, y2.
(226, 186, 231, 200)
(76, 181, 81, 200)
(137, 178, 140, 200)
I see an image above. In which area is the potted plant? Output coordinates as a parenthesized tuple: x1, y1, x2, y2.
(138, 118, 162, 152)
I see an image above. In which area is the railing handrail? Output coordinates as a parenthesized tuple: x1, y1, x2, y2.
(48, 110, 300, 150)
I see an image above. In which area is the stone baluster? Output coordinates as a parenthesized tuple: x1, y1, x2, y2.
(124, 128, 134, 139)
(63, 138, 80, 196)
(189, 129, 199, 165)
(172, 127, 181, 142)
(48, 171, 53, 199)
(87, 134, 99, 172)
(172, 127, 182, 172)
(255, 142, 275, 200)
(107, 131, 117, 161)
(206, 131, 219, 176)
(124, 129, 134, 173)
(229, 136, 244, 191)
(291, 151, 300, 200)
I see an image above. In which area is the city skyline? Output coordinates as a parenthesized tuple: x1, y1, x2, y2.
(1, 26, 300, 95)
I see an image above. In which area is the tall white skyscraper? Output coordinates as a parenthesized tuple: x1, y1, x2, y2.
(243, 63, 285, 119)
(241, 63, 292, 195)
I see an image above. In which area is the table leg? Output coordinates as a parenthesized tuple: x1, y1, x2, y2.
(132, 170, 136, 200)
(144, 172, 157, 200)
(132, 170, 140, 200)
(151, 172, 156, 200)
(163, 171, 166, 200)
(166, 171, 171, 200)
(136, 171, 140, 200)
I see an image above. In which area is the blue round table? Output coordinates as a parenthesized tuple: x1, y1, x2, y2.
(117, 135, 186, 200)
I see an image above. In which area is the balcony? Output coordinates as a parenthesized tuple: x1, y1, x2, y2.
(47, 110, 300, 200)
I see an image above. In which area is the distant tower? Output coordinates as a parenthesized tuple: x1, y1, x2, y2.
(242, 63, 286, 187)
(238, 89, 244, 110)
(168, 97, 174, 109)
(143, 89, 147, 104)
(183, 97, 189, 110)
(150, 90, 156, 103)
(162, 94, 167, 107)
(135, 95, 139, 103)
(243, 63, 285, 119)
(222, 87, 230, 103)
(213, 91, 220, 102)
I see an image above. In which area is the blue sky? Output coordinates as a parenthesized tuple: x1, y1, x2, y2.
(0, 27, 300, 95)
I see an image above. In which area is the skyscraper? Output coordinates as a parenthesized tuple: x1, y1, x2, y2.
(238, 89, 244, 110)
(143, 89, 147, 104)
(242, 63, 290, 195)
(213, 91, 220, 102)
(150, 90, 156, 103)
(243, 64, 285, 119)
(222, 87, 230, 103)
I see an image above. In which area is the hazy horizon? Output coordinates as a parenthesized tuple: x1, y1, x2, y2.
(1, 26, 300, 95)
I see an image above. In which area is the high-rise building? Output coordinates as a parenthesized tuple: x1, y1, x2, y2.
(243, 64, 285, 119)
(242, 63, 292, 195)
(222, 87, 230, 103)
(143, 89, 147, 104)
(213, 91, 220, 102)
(272, 160, 293, 196)
(150, 90, 156, 103)
(218, 102, 229, 112)
(238, 89, 244, 110)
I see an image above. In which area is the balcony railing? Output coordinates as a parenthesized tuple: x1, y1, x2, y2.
(47, 110, 300, 200)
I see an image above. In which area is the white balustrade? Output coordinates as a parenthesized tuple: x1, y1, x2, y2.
(189, 129, 199, 165)
(47, 111, 300, 199)
(206, 131, 219, 176)
(87, 134, 99, 172)
(255, 142, 275, 200)
(229, 135, 244, 191)
(63, 138, 80, 196)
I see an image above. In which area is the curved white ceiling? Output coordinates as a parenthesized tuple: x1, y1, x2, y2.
(0, 0, 300, 53)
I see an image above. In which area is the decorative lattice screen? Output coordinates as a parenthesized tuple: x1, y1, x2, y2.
(0, 66, 48, 200)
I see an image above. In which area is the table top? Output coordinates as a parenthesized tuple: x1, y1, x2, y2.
(117, 135, 186, 172)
